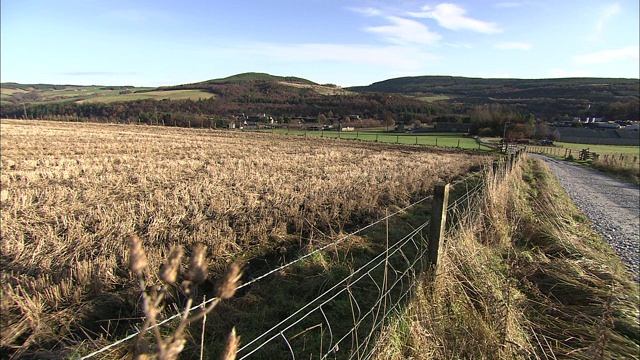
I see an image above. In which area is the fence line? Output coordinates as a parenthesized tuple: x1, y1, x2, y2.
(79, 173, 484, 359)
(238, 221, 430, 359)
(525, 145, 639, 164)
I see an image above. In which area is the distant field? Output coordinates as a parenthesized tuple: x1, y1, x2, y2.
(0, 88, 28, 95)
(555, 142, 640, 157)
(278, 81, 353, 95)
(0, 85, 214, 104)
(79, 89, 216, 103)
(255, 129, 492, 150)
(415, 95, 450, 102)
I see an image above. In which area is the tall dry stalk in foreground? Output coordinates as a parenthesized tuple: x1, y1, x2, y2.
(128, 235, 241, 360)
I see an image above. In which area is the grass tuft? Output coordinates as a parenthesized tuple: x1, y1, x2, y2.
(372, 154, 639, 359)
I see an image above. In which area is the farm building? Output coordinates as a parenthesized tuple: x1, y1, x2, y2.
(550, 127, 640, 146)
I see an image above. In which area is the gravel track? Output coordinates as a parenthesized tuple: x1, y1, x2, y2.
(533, 155, 639, 279)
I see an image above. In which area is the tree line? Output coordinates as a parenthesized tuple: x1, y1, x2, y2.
(1, 80, 636, 136)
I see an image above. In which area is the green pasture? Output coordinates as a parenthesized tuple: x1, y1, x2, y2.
(81, 89, 216, 103)
(415, 95, 450, 102)
(0, 86, 211, 105)
(555, 142, 639, 157)
(254, 129, 492, 150)
(38, 87, 106, 97)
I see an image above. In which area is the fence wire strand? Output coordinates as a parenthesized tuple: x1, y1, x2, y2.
(80, 172, 487, 360)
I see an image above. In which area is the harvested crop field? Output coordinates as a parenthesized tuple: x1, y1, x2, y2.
(0, 119, 489, 357)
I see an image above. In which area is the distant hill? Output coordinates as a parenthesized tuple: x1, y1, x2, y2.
(2, 74, 638, 122)
(161, 72, 348, 96)
(0, 83, 209, 105)
(348, 76, 639, 101)
(195, 72, 317, 85)
(347, 75, 639, 118)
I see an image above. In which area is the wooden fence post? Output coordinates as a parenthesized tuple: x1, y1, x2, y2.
(428, 183, 450, 272)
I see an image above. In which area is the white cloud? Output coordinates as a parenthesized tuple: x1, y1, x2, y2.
(549, 68, 592, 77)
(366, 16, 442, 45)
(408, 3, 502, 34)
(573, 45, 639, 64)
(349, 7, 382, 17)
(589, 3, 621, 41)
(494, 41, 532, 50)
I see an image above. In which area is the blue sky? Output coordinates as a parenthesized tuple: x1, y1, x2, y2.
(1, 0, 638, 87)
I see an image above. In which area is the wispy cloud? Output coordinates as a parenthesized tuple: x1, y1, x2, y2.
(349, 7, 382, 17)
(573, 45, 639, 64)
(588, 3, 621, 41)
(408, 3, 502, 34)
(366, 16, 442, 45)
(494, 41, 532, 50)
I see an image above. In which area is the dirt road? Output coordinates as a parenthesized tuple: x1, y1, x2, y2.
(535, 155, 639, 279)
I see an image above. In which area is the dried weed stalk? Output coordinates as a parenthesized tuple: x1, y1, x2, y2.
(128, 235, 242, 360)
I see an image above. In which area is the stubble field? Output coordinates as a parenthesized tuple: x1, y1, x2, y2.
(0, 119, 488, 357)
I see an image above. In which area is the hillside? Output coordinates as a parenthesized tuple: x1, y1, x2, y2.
(0, 84, 219, 105)
(2, 73, 638, 127)
(194, 72, 317, 85)
(163, 72, 349, 96)
(348, 76, 639, 98)
(0, 73, 329, 106)
(348, 76, 639, 117)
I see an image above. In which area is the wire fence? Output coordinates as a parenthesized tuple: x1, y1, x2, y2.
(79, 173, 487, 360)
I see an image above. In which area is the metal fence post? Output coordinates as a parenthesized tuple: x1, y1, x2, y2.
(428, 183, 450, 272)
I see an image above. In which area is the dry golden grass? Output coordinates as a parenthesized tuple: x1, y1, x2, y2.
(0, 119, 488, 357)
(371, 155, 639, 359)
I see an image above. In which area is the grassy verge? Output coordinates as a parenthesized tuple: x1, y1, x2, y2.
(372, 155, 639, 359)
(556, 142, 640, 157)
(590, 157, 640, 186)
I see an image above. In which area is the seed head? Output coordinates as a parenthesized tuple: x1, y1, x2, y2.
(128, 235, 147, 273)
(185, 244, 208, 285)
(220, 327, 240, 360)
(216, 262, 243, 300)
(163, 336, 185, 360)
(160, 245, 183, 284)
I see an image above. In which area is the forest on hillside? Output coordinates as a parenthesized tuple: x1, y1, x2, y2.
(2, 76, 638, 137)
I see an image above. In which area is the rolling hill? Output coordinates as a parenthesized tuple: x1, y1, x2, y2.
(2, 73, 638, 122)
(347, 75, 639, 119)
(348, 75, 639, 101)
(194, 72, 317, 85)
